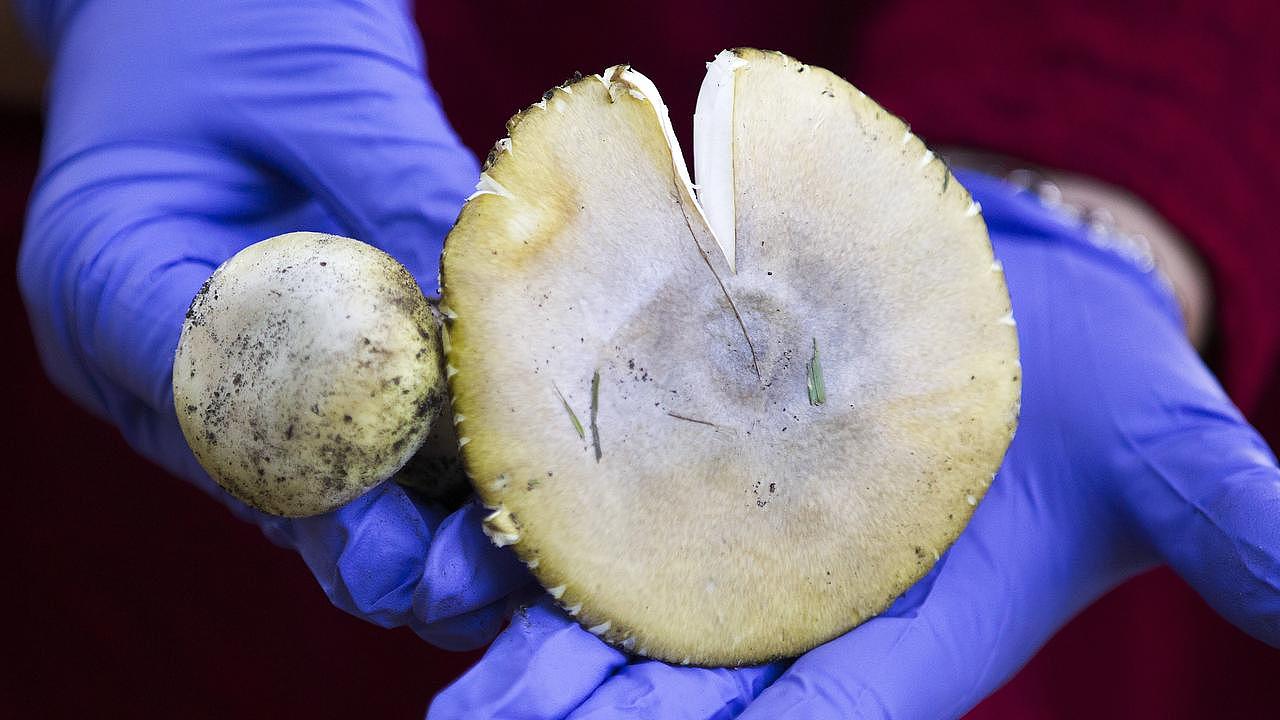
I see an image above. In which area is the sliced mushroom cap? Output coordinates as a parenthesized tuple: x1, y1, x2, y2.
(441, 49, 1019, 665)
(174, 232, 445, 518)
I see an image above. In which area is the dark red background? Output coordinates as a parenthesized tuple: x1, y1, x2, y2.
(7, 1, 1279, 717)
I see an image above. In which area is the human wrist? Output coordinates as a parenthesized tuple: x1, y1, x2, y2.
(943, 147, 1214, 350)
(1015, 169, 1212, 351)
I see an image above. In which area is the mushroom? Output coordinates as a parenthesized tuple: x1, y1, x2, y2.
(173, 232, 447, 518)
(440, 50, 1020, 664)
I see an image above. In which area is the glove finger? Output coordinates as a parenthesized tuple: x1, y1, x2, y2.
(738, 454, 1123, 720)
(412, 501, 533, 649)
(213, 2, 478, 292)
(20, 138, 349, 422)
(1132, 422, 1280, 644)
(1075, 258, 1280, 643)
(283, 488, 530, 650)
(564, 661, 783, 720)
(428, 596, 628, 720)
(20, 145, 277, 420)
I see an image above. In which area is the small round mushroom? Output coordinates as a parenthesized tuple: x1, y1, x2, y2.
(173, 232, 446, 517)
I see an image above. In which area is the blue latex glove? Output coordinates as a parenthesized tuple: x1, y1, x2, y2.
(429, 170, 1280, 718)
(17, 0, 530, 650)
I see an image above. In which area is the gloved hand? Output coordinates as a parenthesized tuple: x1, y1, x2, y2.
(17, 0, 530, 650)
(429, 170, 1280, 718)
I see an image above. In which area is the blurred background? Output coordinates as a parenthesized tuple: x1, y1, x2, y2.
(5, 1, 1279, 717)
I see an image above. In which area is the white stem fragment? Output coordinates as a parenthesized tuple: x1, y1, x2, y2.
(693, 50, 748, 272)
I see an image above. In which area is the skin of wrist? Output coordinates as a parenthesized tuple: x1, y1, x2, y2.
(941, 147, 1213, 351)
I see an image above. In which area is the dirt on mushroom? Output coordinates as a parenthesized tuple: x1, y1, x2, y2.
(173, 232, 446, 517)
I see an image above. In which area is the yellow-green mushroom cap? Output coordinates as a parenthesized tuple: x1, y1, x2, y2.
(441, 50, 1020, 665)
